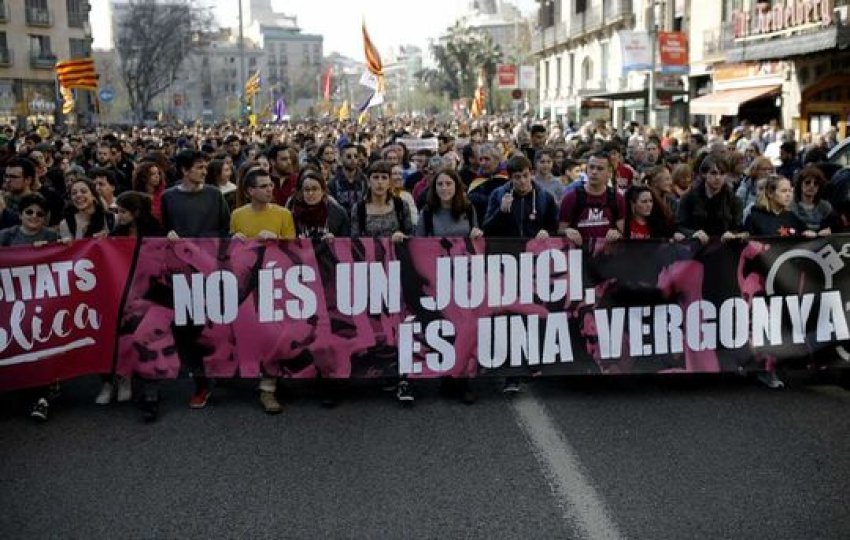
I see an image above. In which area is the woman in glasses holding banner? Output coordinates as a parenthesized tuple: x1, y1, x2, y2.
(415, 168, 483, 404)
(0, 193, 61, 422)
(287, 170, 350, 407)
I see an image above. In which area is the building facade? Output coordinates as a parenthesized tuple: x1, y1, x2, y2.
(690, 0, 850, 138)
(244, 1, 323, 106)
(0, 0, 93, 127)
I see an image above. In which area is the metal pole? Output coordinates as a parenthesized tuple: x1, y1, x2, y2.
(238, 0, 246, 124)
(647, 1, 657, 128)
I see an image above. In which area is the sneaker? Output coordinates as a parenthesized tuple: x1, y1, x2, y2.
(259, 391, 282, 415)
(30, 398, 49, 422)
(116, 377, 132, 403)
(189, 388, 211, 409)
(396, 381, 414, 405)
(95, 382, 113, 405)
(503, 379, 521, 395)
(140, 397, 159, 423)
(757, 371, 785, 389)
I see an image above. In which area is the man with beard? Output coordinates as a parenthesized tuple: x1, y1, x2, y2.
(328, 143, 368, 214)
(266, 144, 298, 206)
(93, 142, 128, 193)
(224, 134, 247, 169)
(108, 140, 135, 193)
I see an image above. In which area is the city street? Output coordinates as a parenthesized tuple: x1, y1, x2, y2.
(2, 374, 849, 539)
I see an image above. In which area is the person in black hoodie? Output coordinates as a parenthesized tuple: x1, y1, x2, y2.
(676, 155, 746, 244)
(744, 175, 816, 238)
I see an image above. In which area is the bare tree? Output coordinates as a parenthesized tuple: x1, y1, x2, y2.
(115, 0, 213, 122)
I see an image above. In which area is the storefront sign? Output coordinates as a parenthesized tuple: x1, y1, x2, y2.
(659, 32, 689, 74)
(731, 0, 834, 40)
(620, 31, 652, 72)
(519, 65, 536, 90)
(714, 61, 788, 83)
(497, 65, 517, 89)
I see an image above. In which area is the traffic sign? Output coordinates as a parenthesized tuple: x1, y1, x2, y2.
(98, 88, 114, 103)
(511, 89, 523, 100)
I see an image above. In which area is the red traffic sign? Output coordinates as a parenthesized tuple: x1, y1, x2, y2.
(511, 89, 523, 100)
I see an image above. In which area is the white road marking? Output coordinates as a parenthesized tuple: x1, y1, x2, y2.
(510, 392, 623, 540)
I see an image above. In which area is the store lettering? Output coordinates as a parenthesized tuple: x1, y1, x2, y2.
(731, 0, 833, 40)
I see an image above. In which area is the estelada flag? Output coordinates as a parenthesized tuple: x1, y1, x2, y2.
(362, 21, 383, 78)
(244, 71, 261, 98)
(55, 58, 98, 90)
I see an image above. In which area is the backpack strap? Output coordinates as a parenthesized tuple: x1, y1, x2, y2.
(607, 187, 619, 222)
(570, 185, 587, 227)
(423, 207, 435, 237)
(357, 201, 367, 233)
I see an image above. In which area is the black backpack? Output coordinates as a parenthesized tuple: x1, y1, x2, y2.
(570, 185, 620, 227)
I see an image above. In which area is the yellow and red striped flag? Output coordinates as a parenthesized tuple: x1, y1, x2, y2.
(470, 86, 486, 118)
(60, 86, 75, 115)
(362, 19, 384, 92)
(244, 70, 261, 98)
(55, 58, 98, 90)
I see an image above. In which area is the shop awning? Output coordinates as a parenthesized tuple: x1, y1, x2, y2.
(689, 85, 780, 116)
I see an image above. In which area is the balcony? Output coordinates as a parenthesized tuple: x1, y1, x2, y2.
(0, 0, 9, 23)
(30, 50, 57, 69)
(0, 47, 11, 66)
(26, 7, 53, 27)
(702, 27, 733, 60)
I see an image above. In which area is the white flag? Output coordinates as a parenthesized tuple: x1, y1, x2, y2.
(360, 70, 379, 90)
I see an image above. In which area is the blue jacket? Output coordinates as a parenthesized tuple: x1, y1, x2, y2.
(482, 180, 559, 238)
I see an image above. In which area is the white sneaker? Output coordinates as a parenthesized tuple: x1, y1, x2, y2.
(95, 382, 113, 405)
(757, 371, 785, 389)
(116, 377, 132, 403)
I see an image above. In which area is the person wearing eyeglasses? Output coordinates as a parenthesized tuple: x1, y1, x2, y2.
(0, 192, 60, 422)
(0, 192, 58, 247)
(231, 167, 296, 414)
(676, 156, 746, 244)
(2, 157, 37, 218)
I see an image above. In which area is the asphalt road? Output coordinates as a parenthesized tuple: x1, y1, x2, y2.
(1, 373, 849, 539)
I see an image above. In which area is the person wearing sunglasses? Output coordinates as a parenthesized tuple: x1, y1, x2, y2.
(0, 192, 58, 247)
(0, 192, 60, 422)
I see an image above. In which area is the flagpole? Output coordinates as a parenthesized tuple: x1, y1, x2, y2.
(238, 0, 246, 125)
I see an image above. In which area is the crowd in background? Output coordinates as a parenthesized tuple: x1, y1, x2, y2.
(2, 114, 849, 422)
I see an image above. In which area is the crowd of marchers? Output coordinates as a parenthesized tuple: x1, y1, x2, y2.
(2, 115, 848, 423)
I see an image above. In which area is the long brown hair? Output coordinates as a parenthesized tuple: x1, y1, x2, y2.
(425, 168, 472, 220)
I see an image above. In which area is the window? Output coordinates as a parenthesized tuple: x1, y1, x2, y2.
(67, 0, 87, 27)
(568, 53, 575, 89)
(29, 34, 51, 55)
(600, 42, 609, 85)
(544, 60, 550, 90)
(581, 57, 593, 88)
(575, 0, 587, 14)
(555, 57, 561, 91)
(69, 37, 88, 58)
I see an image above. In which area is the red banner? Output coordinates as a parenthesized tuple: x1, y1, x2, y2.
(497, 65, 517, 89)
(0, 238, 136, 391)
(658, 32, 689, 74)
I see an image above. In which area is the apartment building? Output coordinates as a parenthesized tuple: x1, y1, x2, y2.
(534, 0, 687, 128)
(0, 0, 93, 127)
(690, 0, 850, 138)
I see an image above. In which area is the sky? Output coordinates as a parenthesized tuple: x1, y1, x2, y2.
(90, 0, 536, 61)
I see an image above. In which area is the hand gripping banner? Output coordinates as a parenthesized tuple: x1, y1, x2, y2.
(2, 235, 850, 390)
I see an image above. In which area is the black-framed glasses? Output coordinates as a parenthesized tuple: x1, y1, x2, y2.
(23, 208, 46, 218)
